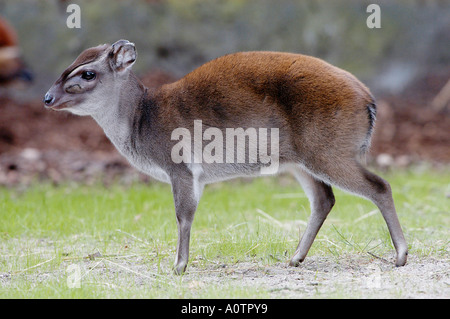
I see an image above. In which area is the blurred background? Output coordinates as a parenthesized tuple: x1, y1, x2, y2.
(0, 0, 449, 186)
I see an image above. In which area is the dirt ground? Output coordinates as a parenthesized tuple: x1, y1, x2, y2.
(184, 255, 449, 298)
(2, 248, 447, 298)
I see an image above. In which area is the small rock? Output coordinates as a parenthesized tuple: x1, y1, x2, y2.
(20, 148, 41, 161)
(376, 153, 394, 167)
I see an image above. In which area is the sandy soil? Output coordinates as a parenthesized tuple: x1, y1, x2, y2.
(2, 250, 447, 298)
(183, 255, 449, 298)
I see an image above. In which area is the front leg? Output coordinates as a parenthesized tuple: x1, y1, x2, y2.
(171, 172, 203, 275)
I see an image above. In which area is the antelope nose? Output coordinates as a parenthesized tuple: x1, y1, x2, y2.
(43, 92, 54, 106)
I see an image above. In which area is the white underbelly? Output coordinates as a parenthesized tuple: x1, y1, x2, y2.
(127, 156, 171, 183)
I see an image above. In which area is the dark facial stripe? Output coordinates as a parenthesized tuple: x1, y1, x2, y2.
(56, 44, 109, 84)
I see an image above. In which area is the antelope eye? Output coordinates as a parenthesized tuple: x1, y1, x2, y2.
(81, 71, 96, 81)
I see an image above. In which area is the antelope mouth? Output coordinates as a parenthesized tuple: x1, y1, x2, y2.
(45, 100, 75, 111)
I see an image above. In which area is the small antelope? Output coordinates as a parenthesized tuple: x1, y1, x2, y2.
(0, 18, 33, 86)
(44, 40, 407, 274)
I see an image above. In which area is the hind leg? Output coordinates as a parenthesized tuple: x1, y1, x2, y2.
(313, 161, 408, 266)
(289, 168, 335, 266)
(358, 166, 408, 266)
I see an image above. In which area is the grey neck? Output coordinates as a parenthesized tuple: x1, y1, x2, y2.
(91, 72, 146, 155)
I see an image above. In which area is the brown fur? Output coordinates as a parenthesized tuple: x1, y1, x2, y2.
(155, 52, 374, 167)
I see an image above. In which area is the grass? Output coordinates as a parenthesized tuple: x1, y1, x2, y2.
(0, 166, 449, 298)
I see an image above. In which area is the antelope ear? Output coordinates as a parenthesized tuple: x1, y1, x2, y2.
(109, 39, 136, 72)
